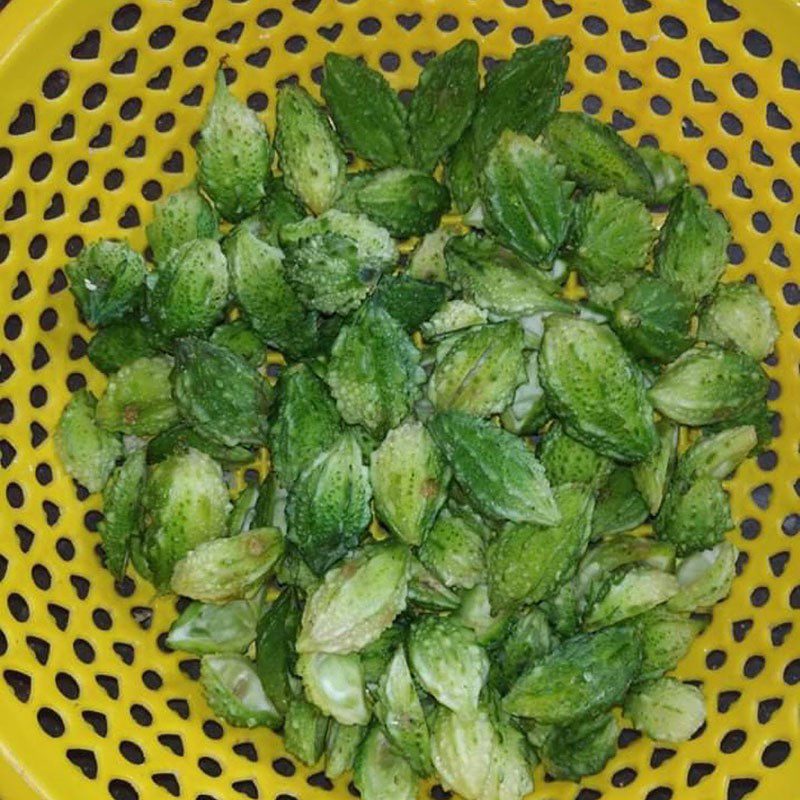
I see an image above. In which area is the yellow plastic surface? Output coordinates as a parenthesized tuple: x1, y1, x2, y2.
(0, 1, 798, 799)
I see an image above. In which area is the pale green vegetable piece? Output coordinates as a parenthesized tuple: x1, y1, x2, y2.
(167, 599, 258, 655)
(66, 240, 146, 327)
(354, 726, 417, 800)
(146, 239, 229, 339)
(583, 566, 679, 631)
(297, 544, 409, 654)
(225, 226, 317, 359)
(667, 540, 737, 612)
(370, 420, 450, 546)
(100, 448, 146, 577)
(488, 483, 594, 611)
(284, 698, 329, 766)
(500, 351, 550, 436)
(678, 425, 758, 482)
(326, 303, 424, 438)
(624, 678, 706, 743)
(238, 176, 306, 246)
(698, 282, 779, 361)
(409, 616, 488, 714)
(281, 210, 397, 315)
(146, 185, 219, 263)
(537, 421, 612, 488)
(655, 186, 731, 303)
(430, 411, 559, 526)
(197, 71, 272, 222)
(421, 299, 489, 341)
(481, 720, 534, 800)
(200, 653, 281, 728)
(569, 190, 655, 285)
(455, 584, 512, 646)
(540, 712, 619, 781)
(638, 146, 687, 205)
(360, 625, 406, 687)
(649, 345, 768, 426)
(503, 625, 642, 723)
(286, 433, 372, 574)
(276, 83, 346, 215)
(374, 647, 432, 777)
(96, 356, 178, 436)
(140, 448, 230, 590)
(482, 132, 572, 265)
(408, 226, 456, 283)
(418, 509, 485, 590)
(171, 527, 284, 602)
(325, 723, 366, 780)
(493, 608, 555, 693)
(428, 322, 526, 417)
(228, 485, 259, 536)
(298, 652, 370, 726)
(444, 233, 572, 317)
(591, 467, 650, 539)
(637, 609, 708, 681)
(540, 315, 658, 462)
(56, 389, 123, 493)
(407, 557, 461, 613)
(633, 420, 678, 514)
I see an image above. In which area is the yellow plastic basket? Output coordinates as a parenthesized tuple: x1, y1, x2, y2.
(0, 1, 797, 798)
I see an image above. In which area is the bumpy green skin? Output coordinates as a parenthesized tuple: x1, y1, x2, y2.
(322, 53, 412, 168)
(430, 411, 560, 526)
(167, 599, 258, 655)
(624, 678, 706, 743)
(87, 319, 161, 375)
(500, 351, 550, 436)
(55, 389, 123, 493)
(256, 588, 302, 717)
(326, 303, 424, 437)
(170, 527, 284, 602)
(667, 540, 737, 612)
(488, 484, 594, 611)
(281, 210, 397, 315)
(418, 510, 485, 590)
(540, 712, 619, 781)
(139, 449, 230, 590)
(591, 467, 650, 538)
(539, 315, 658, 462)
(493, 607, 554, 693)
(238, 176, 306, 247)
(569, 190, 655, 284)
(372, 274, 447, 333)
(409, 616, 488, 714)
(445, 131, 481, 213)
(268, 363, 342, 488)
(146, 238, 229, 339)
(632, 420, 677, 514)
(66, 240, 146, 327)
(297, 543, 409, 655)
(539, 578, 582, 638)
(455, 584, 512, 646)
(638, 147, 688, 205)
(100, 449, 146, 577)
(374, 647, 433, 777)
(360, 625, 406, 687)
(678, 425, 757, 482)
(146, 423, 255, 467)
(704, 395, 774, 452)
(200, 654, 281, 729)
(482, 132, 572, 265)
(209, 320, 265, 368)
(408, 227, 456, 283)
(370, 421, 450, 546)
(428, 322, 526, 418)
(407, 558, 461, 612)
(612, 275, 694, 364)
(325, 722, 366, 780)
(445, 233, 572, 317)
(286, 433, 372, 574)
(637, 608, 707, 681)
(577, 536, 676, 594)
(421, 300, 488, 341)
(338, 168, 451, 238)
(146, 185, 219, 263)
(197, 71, 272, 222)
(480, 719, 534, 800)
(648, 345, 768, 426)
(284, 698, 329, 766)
(354, 726, 417, 800)
(299, 651, 370, 726)
(655, 476, 732, 556)
(276, 84, 346, 215)
(172, 338, 271, 447)
(654, 186, 731, 303)
(537, 421, 612, 488)
(409, 40, 480, 172)
(543, 112, 654, 201)
(503, 625, 642, 723)
(697, 281, 779, 362)
(96, 356, 178, 436)
(225, 226, 317, 359)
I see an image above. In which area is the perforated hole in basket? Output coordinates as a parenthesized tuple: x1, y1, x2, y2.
(0, 1, 798, 799)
